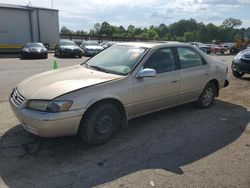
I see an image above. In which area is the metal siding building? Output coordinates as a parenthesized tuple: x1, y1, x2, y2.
(0, 3, 59, 52)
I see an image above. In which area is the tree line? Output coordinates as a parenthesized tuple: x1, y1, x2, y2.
(61, 18, 250, 43)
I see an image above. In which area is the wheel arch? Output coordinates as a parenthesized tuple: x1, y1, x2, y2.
(78, 98, 128, 134)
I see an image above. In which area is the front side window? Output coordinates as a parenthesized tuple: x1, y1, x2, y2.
(143, 48, 176, 74)
(177, 47, 204, 69)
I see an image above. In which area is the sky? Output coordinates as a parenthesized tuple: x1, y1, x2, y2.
(1, 0, 250, 31)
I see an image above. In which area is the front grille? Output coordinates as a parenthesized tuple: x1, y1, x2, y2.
(11, 89, 26, 106)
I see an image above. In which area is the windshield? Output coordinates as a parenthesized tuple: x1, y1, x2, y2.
(83, 45, 148, 75)
(26, 43, 43, 48)
(82, 41, 100, 46)
(60, 41, 76, 46)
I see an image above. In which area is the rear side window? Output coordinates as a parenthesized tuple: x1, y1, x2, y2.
(144, 48, 176, 74)
(177, 47, 204, 69)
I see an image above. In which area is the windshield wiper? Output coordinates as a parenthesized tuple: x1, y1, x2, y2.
(89, 65, 110, 73)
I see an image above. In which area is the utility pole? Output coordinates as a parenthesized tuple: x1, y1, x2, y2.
(28, 0, 31, 6)
(51, 0, 54, 9)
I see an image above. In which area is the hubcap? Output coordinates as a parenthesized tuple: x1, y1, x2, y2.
(202, 87, 214, 106)
(95, 114, 113, 136)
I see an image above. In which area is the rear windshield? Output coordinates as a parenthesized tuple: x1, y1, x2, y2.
(60, 41, 77, 46)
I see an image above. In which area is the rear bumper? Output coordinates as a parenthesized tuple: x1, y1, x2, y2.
(9, 97, 86, 137)
(83, 49, 102, 56)
(213, 49, 227, 53)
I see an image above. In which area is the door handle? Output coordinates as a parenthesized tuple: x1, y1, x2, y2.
(172, 80, 178, 83)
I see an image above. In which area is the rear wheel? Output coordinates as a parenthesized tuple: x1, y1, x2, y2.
(79, 103, 121, 146)
(196, 83, 216, 108)
(232, 70, 244, 78)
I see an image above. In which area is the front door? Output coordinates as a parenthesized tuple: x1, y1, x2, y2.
(132, 47, 181, 116)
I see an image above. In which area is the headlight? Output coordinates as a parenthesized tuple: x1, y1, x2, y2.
(27, 100, 73, 112)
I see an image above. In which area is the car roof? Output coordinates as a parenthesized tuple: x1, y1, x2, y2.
(115, 41, 184, 48)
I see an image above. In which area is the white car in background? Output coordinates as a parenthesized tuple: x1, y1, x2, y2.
(80, 40, 104, 56)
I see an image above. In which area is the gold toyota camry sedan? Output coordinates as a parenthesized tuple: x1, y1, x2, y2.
(10, 42, 229, 145)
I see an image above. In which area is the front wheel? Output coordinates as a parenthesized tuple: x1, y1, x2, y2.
(79, 103, 121, 146)
(196, 83, 216, 108)
(232, 70, 244, 78)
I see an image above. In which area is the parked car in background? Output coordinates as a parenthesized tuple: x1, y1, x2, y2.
(101, 41, 117, 49)
(189, 42, 212, 54)
(55, 40, 83, 58)
(231, 48, 250, 78)
(80, 40, 104, 56)
(10, 42, 229, 146)
(211, 44, 228, 54)
(21, 43, 48, 59)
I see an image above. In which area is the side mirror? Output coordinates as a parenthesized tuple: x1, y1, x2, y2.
(137, 68, 156, 78)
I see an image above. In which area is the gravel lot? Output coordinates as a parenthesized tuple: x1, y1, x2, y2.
(0, 54, 249, 188)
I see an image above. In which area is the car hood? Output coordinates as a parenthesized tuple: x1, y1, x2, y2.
(23, 47, 45, 51)
(236, 49, 250, 60)
(17, 65, 123, 100)
(85, 46, 103, 50)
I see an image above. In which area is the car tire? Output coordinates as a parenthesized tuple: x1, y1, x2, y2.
(196, 82, 216, 108)
(79, 55, 82, 58)
(79, 103, 121, 146)
(232, 70, 244, 78)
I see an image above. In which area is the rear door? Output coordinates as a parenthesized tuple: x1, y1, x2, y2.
(176, 47, 210, 102)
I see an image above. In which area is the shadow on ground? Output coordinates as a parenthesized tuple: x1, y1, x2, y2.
(0, 100, 249, 187)
(0, 54, 21, 58)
